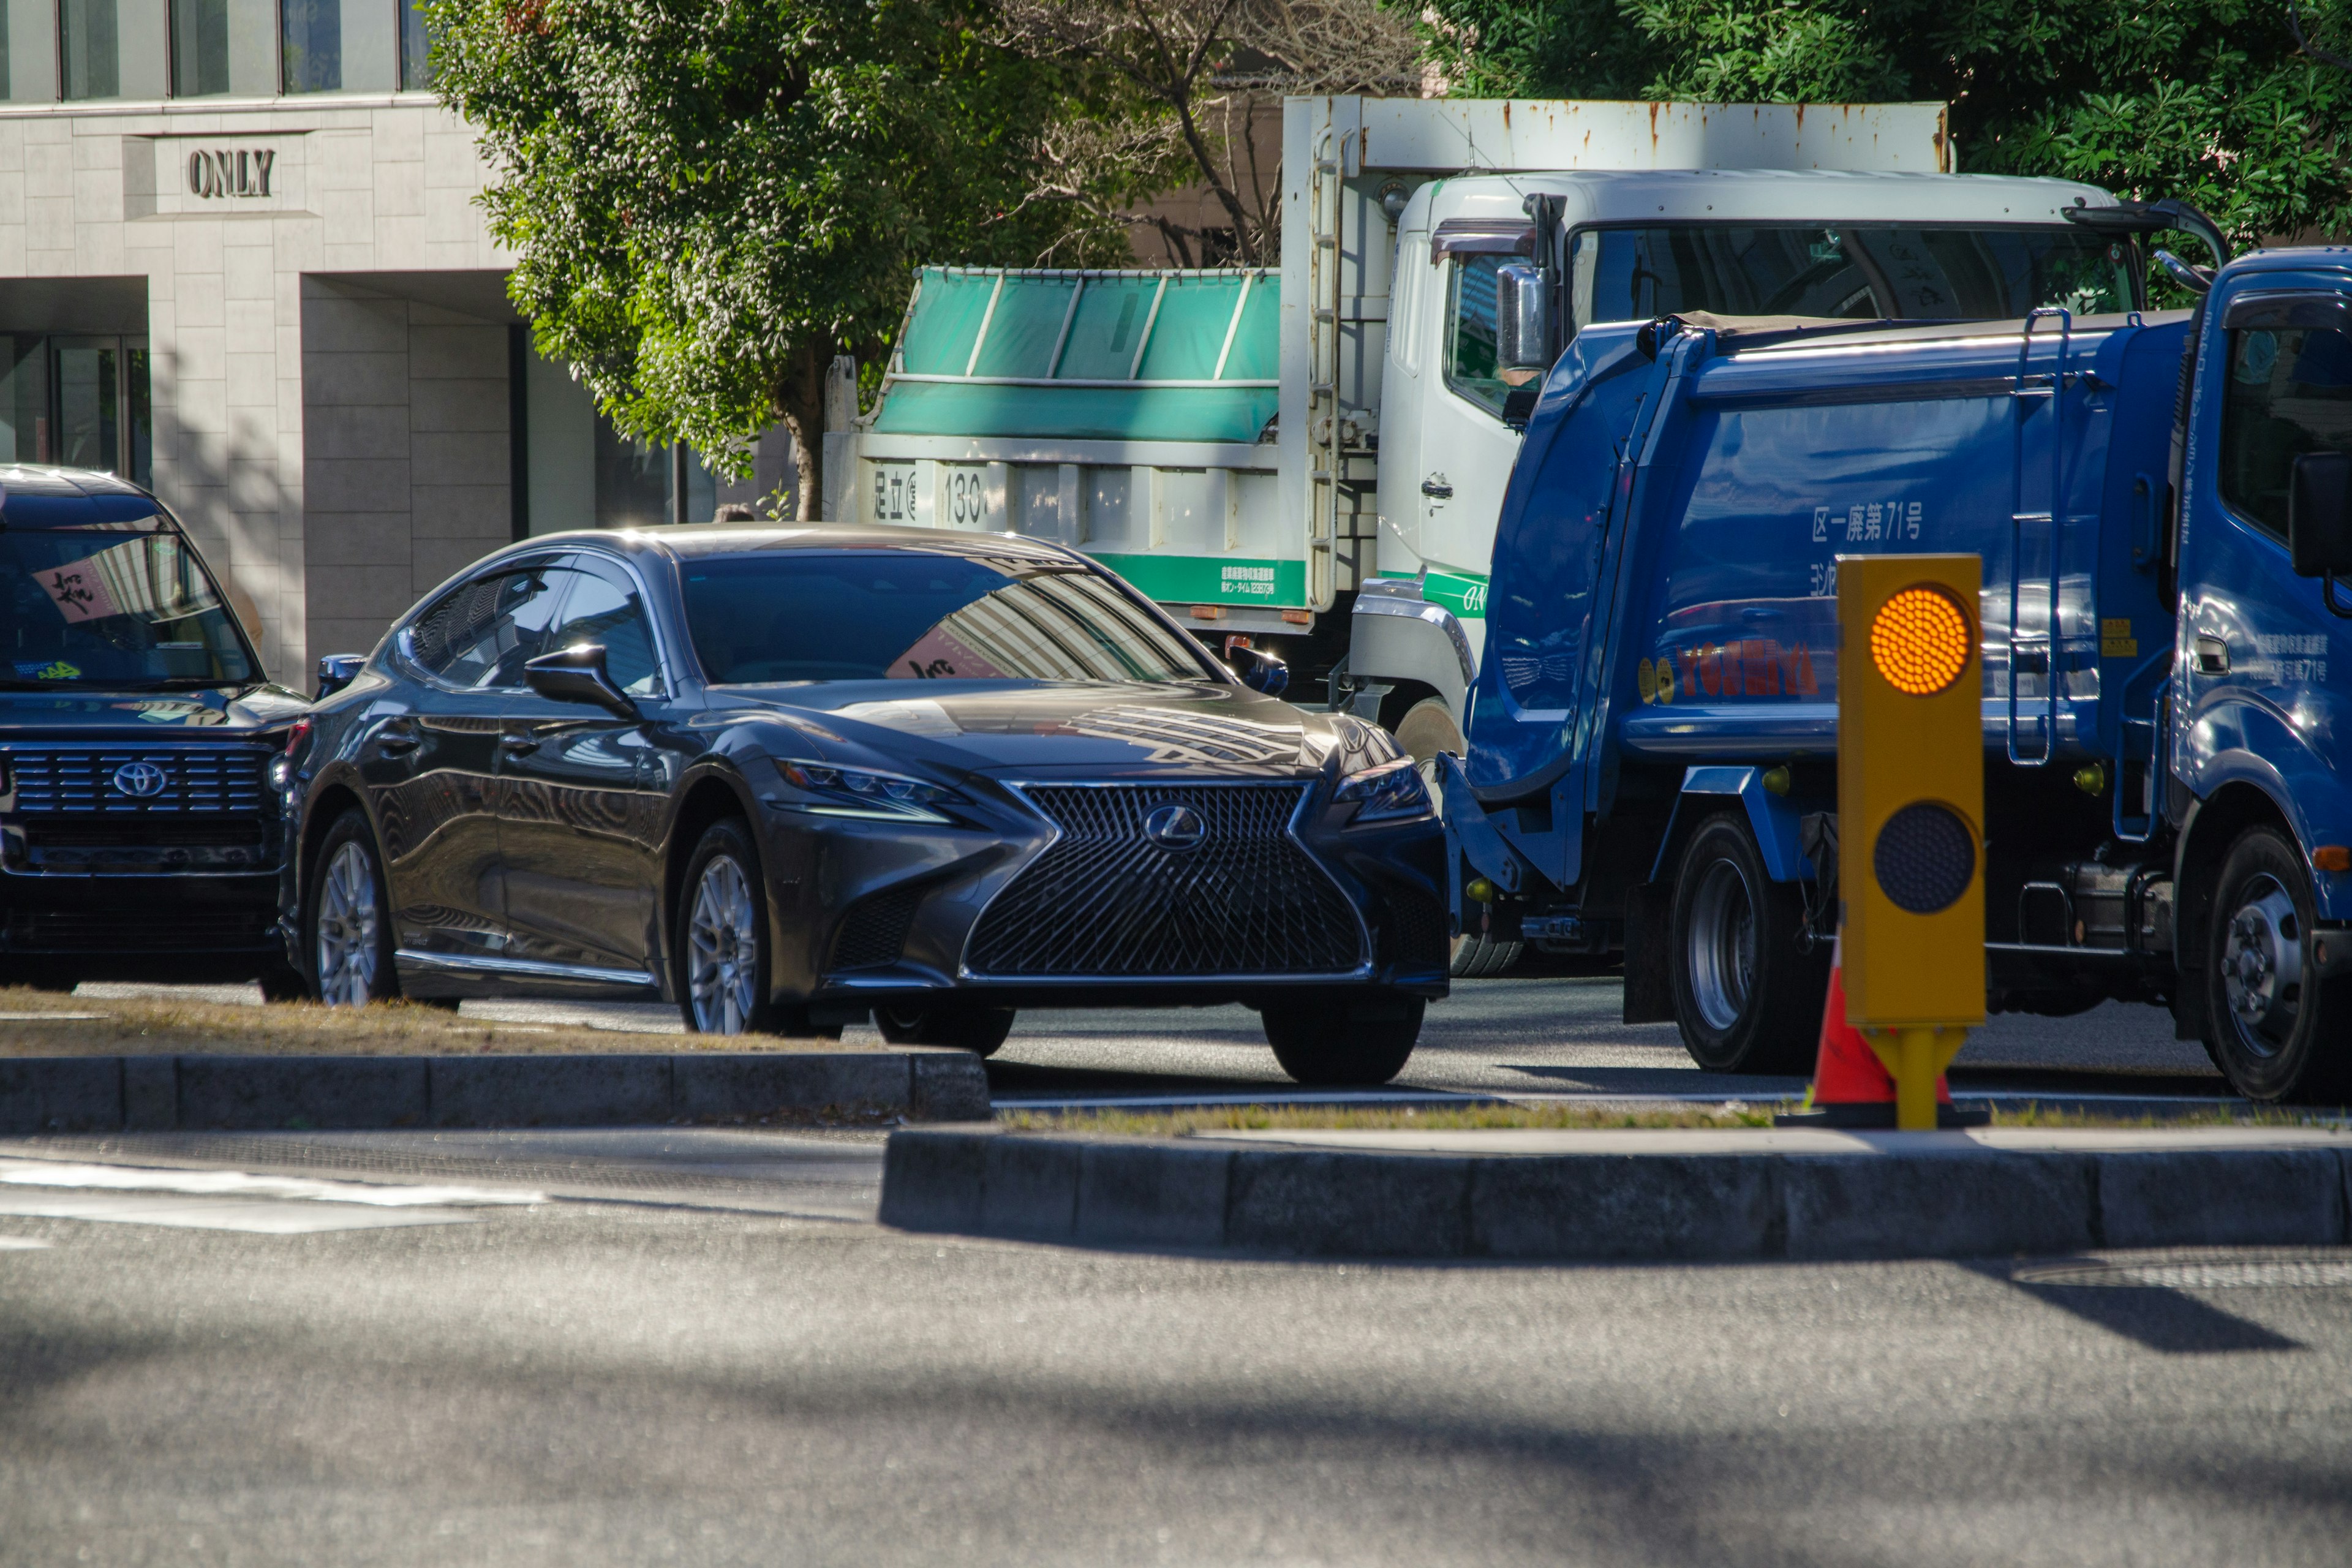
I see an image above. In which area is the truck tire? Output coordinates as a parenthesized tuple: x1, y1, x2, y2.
(1668, 814, 1825, 1074)
(1263, 993, 1423, 1086)
(1392, 698, 1465, 764)
(1450, 930, 1524, 978)
(2203, 826, 2352, 1102)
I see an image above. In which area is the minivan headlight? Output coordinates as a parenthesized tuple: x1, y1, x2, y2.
(1335, 756, 1433, 824)
(774, 761, 957, 823)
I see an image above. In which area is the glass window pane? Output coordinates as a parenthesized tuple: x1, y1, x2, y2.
(680, 551, 1213, 685)
(2220, 326, 2352, 538)
(0, 337, 50, 462)
(408, 565, 570, 688)
(173, 0, 230, 94)
(1576, 227, 2138, 328)
(1446, 255, 1507, 416)
(281, 0, 337, 92)
(2, 517, 255, 685)
(546, 561, 659, 695)
(126, 342, 151, 486)
(60, 0, 119, 99)
(53, 342, 119, 474)
(399, 0, 429, 88)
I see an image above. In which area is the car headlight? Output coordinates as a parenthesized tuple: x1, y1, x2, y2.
(774, 760, 958, 823)
(1335, 756, 1433, 824)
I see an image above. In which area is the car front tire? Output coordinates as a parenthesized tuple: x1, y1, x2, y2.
(678, 819, 784, 1036)
(308, 809, 398, 1006)
(2204, 826, 2352, 1103)
(875, 1003, 1017, 1056)
(1262, 993, 1423, 1087)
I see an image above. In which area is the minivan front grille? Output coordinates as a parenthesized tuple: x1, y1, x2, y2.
(963, 783, 1365, 979)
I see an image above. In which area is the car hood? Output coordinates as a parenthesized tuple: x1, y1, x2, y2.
(708, 680, 1364, 778)
(0, 682, 310, 740)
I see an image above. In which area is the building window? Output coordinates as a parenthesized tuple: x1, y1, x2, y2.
(280, 0, 337, 91)
(0, 336, 151, 486)
(172, 0, 230, 94)
(60, 0, 120, 99)
(399, 0, 428, 86)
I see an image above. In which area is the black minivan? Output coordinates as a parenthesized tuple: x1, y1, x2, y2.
(0, 466, 309, 991)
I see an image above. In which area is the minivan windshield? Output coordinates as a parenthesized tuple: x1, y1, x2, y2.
(680, 551, 1218, 685)
(1, 519, 255, 687)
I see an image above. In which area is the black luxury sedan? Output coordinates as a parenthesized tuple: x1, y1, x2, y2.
(282, 525, 1451, 1084)
(0, 466, 309, 992)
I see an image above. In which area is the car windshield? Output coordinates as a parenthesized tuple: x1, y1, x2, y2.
(1571, 225, 2137, 329)
(680, 551, 1217, 685)
(0, 518, 255, 687)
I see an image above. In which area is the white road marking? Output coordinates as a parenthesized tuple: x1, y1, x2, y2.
(0, 1011, 108, 1020)
(0, 1159, 543, 1208)
(0, 1235, 52, 1250)
(0, 1194, 477, 1234)
(0, 1159, 546, 1234)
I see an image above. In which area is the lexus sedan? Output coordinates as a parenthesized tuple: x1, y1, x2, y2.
(280, 526, 1450, 1085)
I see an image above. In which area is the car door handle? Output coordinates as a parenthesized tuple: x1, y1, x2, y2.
(374, 723, 418, 756)
(1421, 476, 1454, 500)
(2196, 635, 2230, 674)
(501, 733, 540, 756)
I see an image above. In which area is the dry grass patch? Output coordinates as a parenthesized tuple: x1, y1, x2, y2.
(0, 986, 876, 1057)
(1001, 1099, 2349, 1137)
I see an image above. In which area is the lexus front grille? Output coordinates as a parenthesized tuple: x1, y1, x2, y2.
(963, 783, 1365, 979)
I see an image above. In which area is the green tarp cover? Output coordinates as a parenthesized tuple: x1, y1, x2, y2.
(875, 267, 1280, 444)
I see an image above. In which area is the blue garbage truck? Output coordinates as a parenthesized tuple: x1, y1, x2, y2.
(1441, 203, 2352, 1102)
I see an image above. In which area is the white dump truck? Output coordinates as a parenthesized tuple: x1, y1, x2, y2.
(835, 96, 2124, 763)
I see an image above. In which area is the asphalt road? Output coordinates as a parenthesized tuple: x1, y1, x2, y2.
(1, 1130, 2347, 1567)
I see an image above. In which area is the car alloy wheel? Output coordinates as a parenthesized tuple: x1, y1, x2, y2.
(315, 839, 383, 1006)
(688, 853, 761, 1035)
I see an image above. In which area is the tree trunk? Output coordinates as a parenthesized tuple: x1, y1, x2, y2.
(777, 337, 831, 522)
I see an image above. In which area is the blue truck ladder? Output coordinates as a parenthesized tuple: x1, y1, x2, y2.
(2007, 307, 2071, 766)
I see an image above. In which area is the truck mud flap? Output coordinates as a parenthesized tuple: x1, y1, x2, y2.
(1621, 881, 1675, 1023)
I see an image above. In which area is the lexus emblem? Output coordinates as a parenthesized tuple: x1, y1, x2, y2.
(1144, 803, 1207, 850)
(111, 761, 168, 798)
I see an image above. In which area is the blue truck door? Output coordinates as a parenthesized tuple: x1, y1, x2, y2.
(2179, 288, 2352, 864)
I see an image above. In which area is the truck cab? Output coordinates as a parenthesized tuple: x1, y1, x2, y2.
(1357, 168, 2132, 766)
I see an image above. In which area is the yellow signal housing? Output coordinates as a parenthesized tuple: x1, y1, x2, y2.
(1838, 554, 1985, 1116)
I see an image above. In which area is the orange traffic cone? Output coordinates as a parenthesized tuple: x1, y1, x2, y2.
(1776, 935, 1986, 1128)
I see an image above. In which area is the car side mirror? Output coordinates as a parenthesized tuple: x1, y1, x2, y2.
(2290, 451, 2352, 619)
(1494, 261, 1552, 374)
(1227, 644, 1289, 698)
(315, 653, 366, 699)
(524, 644, 639, 718)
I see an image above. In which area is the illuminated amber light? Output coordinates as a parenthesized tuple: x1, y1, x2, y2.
(1869, 587, 1972, 696)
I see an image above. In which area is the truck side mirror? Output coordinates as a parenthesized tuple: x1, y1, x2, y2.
(1494, 262, 1552, 374)
(2290, 451, 2352, 618)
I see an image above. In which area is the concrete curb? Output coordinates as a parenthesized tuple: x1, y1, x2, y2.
(0, 1050, 989, 1133)
(878, 1127, 2352, 1262)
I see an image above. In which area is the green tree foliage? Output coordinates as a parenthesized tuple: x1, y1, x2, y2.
(1417, 0, 2352, 252)
(428, 0, 1127, 515)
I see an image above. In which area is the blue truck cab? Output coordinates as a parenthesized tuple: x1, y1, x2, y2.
(1448, 214, 2352, 1102)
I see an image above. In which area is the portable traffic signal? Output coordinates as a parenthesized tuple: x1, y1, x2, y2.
(1838, 554, 1985, 1129)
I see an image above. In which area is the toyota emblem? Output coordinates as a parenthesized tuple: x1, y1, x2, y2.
(111, 761, 168, 798)
(1143, 803, 1207, 850)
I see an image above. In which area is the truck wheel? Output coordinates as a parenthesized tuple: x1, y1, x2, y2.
(1263, 993, 1423, 1086)
(1669, 815, 1824, 1074)
(876, 1003, 1016, 1057)
(1450, 930, 1524, 978)
(1392, 697, 1464, 764)
(2203, 827, 2352, 1102)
